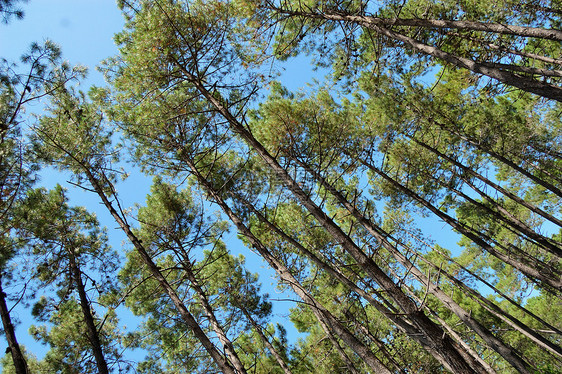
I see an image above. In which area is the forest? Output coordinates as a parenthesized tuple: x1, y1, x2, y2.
(1, 0, 561, 372)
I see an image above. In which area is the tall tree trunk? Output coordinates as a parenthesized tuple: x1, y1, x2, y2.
(422, 115, 562, 198)
(406, 134, 562, 228)
(268, 7, 562, 101)
(415, 159, 561, 258)
(81, 168, 238, 374)
(410, 231, 562, 338)
(233, 191, 460, 367)
(340, 308, 408, 374)
(277, 10, 562, 41)
(0, 276, 29, 374)
(443, 32, 562, 65)
(182, 156, 394, 373)
(183, 266, 248, 374)
(401, 229, 562, 361)
(67, 252, 110, 374)
(237, 305, 294, 374)
(356, 154, 562, 291)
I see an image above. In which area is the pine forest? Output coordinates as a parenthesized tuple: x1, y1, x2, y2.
(1, 0, 561, 372)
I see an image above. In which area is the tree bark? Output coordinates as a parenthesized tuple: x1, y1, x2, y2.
(296, 158, 534, 373)
(81, 168, 238, 374)
(237, 305, 294, 374)
(184, 267, 248, 374)
(0, 277, 29, 374)
(406, 134, 562, 228)
(422, 115, 562, 198)
(234, 191, 461, 366)
(416, 160, 562, 258)
(67, 252, 110, 374)
(356, 154, 562, 291)
(182, 155, 393, 374)
(314, 13, 562, 41)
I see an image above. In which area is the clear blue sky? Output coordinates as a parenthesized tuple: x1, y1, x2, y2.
(1, 0, 124, 86)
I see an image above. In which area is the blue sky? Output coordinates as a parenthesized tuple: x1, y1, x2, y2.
(1, 0, 124, 86)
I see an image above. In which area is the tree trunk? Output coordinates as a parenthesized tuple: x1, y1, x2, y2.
(356, 154, 562, 291)
(424, 115, 562, 198)
(416, 159, 561, 258)
(82, 168, 238, 374)
(184, 267, 248, 374)
(303, 11, 562, 41)
(296, 158, 534, 373)
(0, 277, 29, 374)
(234, 191, 460, 365)
(412, 232, 562, 338)
(183, 156, 393, 373)
(268, 7, 562, 101)
(67, 252, 110, 374)
(406, 134, 562, 228)
(237, 305, 294, 374)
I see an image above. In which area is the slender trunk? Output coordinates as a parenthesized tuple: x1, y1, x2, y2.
(444, 32, 562, 65)
(428, 312, 498, 374)
(316, 13, 562, 41)
(399, 229, 562, 361)
(269, 8, 562, 101)
(234, 191, 455, 361)
(361, 22, 562, 101)
(323, 325, 363, 374)
(237, 306, 294, 374)
(184, 268, 248, 374)
(182, 156, 393, 373)
(36, 115, 237, 373)
(423, 115, 562, 198)
(82, 169, 237, 374)
(418, 161, 562, 258)
(407, 134, 562, 228)
(67, 253, 110, 374)
(524, 156, 562, 185)
(357, 154, 562, 291)
(386, 265, 497, 374)
(0, 277, 28, 374)
(459, 176, 561, 254)
(340, 308, 407, 374)
(410, 230, 562, 339)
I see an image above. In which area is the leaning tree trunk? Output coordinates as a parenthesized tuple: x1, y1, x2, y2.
(81, 167, 239, 374)
(423, 115, 562, 198)
(0, 276, 29, 374)
(405, 134, 562, 228)
(356, 154, 562, 292)
(182, 155, 394, 374)
(236, 305, 294, 374)
(295, 157, 534, 373)
(183, 266, 248, 374)
(267, 7, 562, 102)
(67, 251, 110, 374)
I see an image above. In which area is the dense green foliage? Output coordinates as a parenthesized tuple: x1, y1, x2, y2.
(1, 0, 561, 373)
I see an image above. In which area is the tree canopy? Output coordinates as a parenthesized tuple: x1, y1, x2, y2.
(1, 0, 561, 373)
